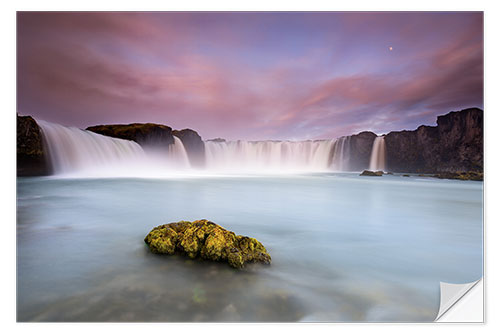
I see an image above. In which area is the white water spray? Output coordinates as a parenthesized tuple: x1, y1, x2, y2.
(204, 140, 337, 173)
(168, 137, 191, 169)
(37, 120, 192, 177)
(330, 136, 351, 171)
(38, 120, 146, 175)
(36, 119, 366, 176)
(369, 136, 386, 171)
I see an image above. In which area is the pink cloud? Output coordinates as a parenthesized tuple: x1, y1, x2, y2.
(17, 12, 483, 141)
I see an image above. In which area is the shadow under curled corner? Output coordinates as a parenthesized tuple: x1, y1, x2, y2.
(435, 278, 483, 322)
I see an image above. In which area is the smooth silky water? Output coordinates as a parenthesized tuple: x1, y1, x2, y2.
(17, 173, 483, 322)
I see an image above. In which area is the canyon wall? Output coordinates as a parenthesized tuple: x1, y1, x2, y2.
(16, 107, 483, 176)
(17, 115, 50, 176)
(384, 108, 483, 173)
(345, 131, 377, 171)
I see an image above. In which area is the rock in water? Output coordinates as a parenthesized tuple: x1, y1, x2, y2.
(144, 219, 271, 269)
(432, 171, 483, 181)
(360, 170, 383, 176)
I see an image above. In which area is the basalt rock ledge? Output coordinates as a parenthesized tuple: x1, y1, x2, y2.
(16, 107, 484, 176)
(17, 114, 50, 176)
(383, 108, 483, 173)
(172, 128, 205, 167)
(86, 123, 175, 149)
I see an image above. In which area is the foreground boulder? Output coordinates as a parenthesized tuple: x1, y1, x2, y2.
(144, 219, 271, 269)
(360, 170, 383, 176)
(17, 114, 51, 176)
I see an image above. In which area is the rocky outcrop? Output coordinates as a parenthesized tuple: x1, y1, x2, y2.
(87, 123, 206, 165)
(384, 108, 483, 173)
(144, 219, 271, 269)
(360, 170, 383, 176)
(339, 108, 482, 173)
(435, 108, 483, 172)
(346, 131, 377, 171)
(384, 125, 439, 173)
(17, 115, 50, 176)
(432, 171, 483, 181)
(172, 129, 205, 168)
(86, 123, 175, 149)
(17, 107, 483, 176)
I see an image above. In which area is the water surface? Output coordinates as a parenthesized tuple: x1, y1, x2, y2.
(16, 173, 483, 322)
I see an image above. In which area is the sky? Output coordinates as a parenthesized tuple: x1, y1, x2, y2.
(17, 12, 483, 141)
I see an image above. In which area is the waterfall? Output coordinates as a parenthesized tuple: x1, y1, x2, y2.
(369, 136, 386, 171)
(204, 140, 336, 173)
(168, 137, 191, 169)
(37, 120, 191, 176)
(38, 120, 146, 175)
(36, 119, 363, 176)
(330, 136, 351, 171)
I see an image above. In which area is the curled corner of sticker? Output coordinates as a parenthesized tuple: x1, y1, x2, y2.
(435, 278, 483, 322)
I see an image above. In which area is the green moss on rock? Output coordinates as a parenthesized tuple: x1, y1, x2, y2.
(144, 219, 271, 269)
(432, 171, 483, 181)
(360, 170, 383, 176)
(86, 123, 175, 147)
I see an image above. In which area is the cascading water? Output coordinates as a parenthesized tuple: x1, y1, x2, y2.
(168, 137, 191, 169)
(36, 119, 363, 176)
(38, 120, 146, 175)
(330, 136, 351, 171)
(369, 136, 387, 171)
(37, 120, 191, 177)
(204, 140, 337, 173)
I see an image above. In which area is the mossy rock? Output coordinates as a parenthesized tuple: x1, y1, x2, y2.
(432, 171, 483, 181)
(86, 123, 175, 147)
(360, 170, 383, 176)
(144, 220, 271, 269)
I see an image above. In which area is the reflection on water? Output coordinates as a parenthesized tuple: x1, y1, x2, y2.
(16, 174, 483, 322)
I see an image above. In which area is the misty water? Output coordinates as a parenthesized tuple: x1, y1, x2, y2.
(17, 173, 483, 322)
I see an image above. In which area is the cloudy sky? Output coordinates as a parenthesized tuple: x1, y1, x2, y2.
(17, 12, 483, 140)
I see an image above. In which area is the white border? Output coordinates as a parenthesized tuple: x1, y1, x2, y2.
(3, 1, 499, 332)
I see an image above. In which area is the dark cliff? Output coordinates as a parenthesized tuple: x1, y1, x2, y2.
(87, 123, 206, 167)
(16, 107, 484, 176)
(346, 131, 377, 171)
(384, 108, 483, 173)
(172, 129, 205, 168)
(86, 123, 175, 149)
(17, 115, 50, 176)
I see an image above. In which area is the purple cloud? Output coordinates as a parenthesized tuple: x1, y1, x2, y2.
(17, 12, 483, 140)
